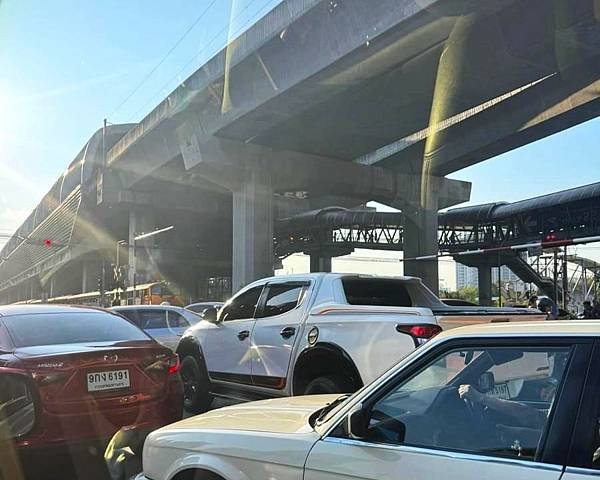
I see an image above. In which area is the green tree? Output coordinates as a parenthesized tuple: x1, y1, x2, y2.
(444, 286, 478, 304)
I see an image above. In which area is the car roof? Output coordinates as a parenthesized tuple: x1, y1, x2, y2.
(111, 305, 185, 311)
(259, 273, 420, 281)
(186, 302, 223, 306)
(242, 273, 422, 290)
(0, 304, 108, 317)
(435, 320, 600, 340)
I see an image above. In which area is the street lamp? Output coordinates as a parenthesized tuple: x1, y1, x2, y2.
(116, 239, 127, 270)
(131, 226, 174, 304)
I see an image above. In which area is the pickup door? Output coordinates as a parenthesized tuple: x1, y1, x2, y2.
(250, 281, 310, 389)
(203, 285, 264, 383)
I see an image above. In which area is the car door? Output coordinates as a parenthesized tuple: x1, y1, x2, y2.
(202, 285, 264, 384)
(559, 341, 600, 479)
(250, 280, 310, 389)
(305, 338, 592, 480)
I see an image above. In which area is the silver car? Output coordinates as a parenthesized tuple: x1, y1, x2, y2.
(184, 301, 223, 321)
(111, 305, 202, 351)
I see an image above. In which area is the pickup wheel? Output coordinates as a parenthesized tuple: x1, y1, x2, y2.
(303, 375, 350, 395)
(180, 356, 213, 414)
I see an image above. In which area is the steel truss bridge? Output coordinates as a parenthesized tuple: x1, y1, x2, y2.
(275, 182, 600, 302)
(275, 182, 600, 257)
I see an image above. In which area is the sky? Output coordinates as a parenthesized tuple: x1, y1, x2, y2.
(0, 0, 282, 242)
(1, 0, 600, 278)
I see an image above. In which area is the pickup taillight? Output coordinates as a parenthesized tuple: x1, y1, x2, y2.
(396, 324, 442, 346)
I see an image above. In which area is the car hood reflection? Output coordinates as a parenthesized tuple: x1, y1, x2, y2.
(161, 394, 339, 435)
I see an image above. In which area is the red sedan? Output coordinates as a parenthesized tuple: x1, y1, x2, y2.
(0, 304, 183, 457)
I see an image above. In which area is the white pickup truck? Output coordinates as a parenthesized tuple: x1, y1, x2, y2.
(177, 273, 544, 412)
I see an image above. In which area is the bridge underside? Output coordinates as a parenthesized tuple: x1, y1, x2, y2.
(103, 0, 600, 294)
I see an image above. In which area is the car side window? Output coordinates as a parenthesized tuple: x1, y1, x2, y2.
(115, 310, 140, 326)
(138, 310, 168, 329)
(357, 345, 572, 461)
(257, 283, 306, 318)
(0, 322, 12, 350)
(220, 286, 263, 322)
(166, 311, 190, 329)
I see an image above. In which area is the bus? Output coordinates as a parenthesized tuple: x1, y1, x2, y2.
(15, 281, 184, 307)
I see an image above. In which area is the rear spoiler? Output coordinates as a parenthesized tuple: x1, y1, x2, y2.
(432, 308, 541, 317)
(310, 304, 433, 318)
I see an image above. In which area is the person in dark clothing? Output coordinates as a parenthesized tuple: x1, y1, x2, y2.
(583, 301, 594, 319)
(528, 295, 539, 309)
(593, 300, 600, 319)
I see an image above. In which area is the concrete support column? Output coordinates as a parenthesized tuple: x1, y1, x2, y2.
(232, 167, 273, 292)
(82, 261, 88, 292)
(478, 264, 493, 306)
(310, 255, 332, 273)
(403, 205, 439, 295)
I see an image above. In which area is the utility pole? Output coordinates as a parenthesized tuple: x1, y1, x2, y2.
(562, 248, 569, 310)
(553, 248, 559, 303)
(497, 253, 502, 307)
(100, 259, 106, 307)
(102, 118, 107, 166)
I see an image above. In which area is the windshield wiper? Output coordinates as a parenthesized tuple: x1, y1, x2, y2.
(315, 394, 351, 425)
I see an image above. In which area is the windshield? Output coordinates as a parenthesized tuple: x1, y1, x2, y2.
(0, 0, 599, 478)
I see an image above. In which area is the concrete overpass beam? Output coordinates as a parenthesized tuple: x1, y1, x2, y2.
(232, 165, 274, 292)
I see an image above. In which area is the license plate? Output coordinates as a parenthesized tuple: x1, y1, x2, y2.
(489, 383, 510, 399)
(87, 369, 130, 392)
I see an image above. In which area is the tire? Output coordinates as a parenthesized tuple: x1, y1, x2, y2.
(180, 356, 213, 414)
(303, 375, 350, 395)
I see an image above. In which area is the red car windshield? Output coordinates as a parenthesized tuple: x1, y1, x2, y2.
(2, 312, 149, 347)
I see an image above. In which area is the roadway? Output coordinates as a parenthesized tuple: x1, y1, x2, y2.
(24, 397, 235, 480)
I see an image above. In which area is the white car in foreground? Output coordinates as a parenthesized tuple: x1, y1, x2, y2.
(138, 321, 600, 480)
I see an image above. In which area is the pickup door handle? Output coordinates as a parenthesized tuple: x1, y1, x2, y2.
(280, 327, 296, 339)
(237, 330, 250, 341)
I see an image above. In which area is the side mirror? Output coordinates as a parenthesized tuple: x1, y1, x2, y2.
(0, 372, 36, 440)
(202, 307, 218, 323)
(477, 371, 495, 393)
(346, 404, 369, 440)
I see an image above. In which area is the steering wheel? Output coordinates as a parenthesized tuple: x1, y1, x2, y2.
(462, 394, 486, 423)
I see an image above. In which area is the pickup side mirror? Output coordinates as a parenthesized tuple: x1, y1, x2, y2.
(202, 307, 219, 323)
(346, 404, 369, 440)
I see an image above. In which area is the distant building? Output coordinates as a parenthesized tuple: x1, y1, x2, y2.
(455, 263, 525, 292)
(456, 263, 480, 290)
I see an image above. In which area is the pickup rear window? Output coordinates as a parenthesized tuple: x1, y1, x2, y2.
(342, 278, 412, 307)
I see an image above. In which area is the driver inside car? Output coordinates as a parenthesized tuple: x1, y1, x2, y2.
(458, 383, 552, 429)
(458, 350, 568, 431)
